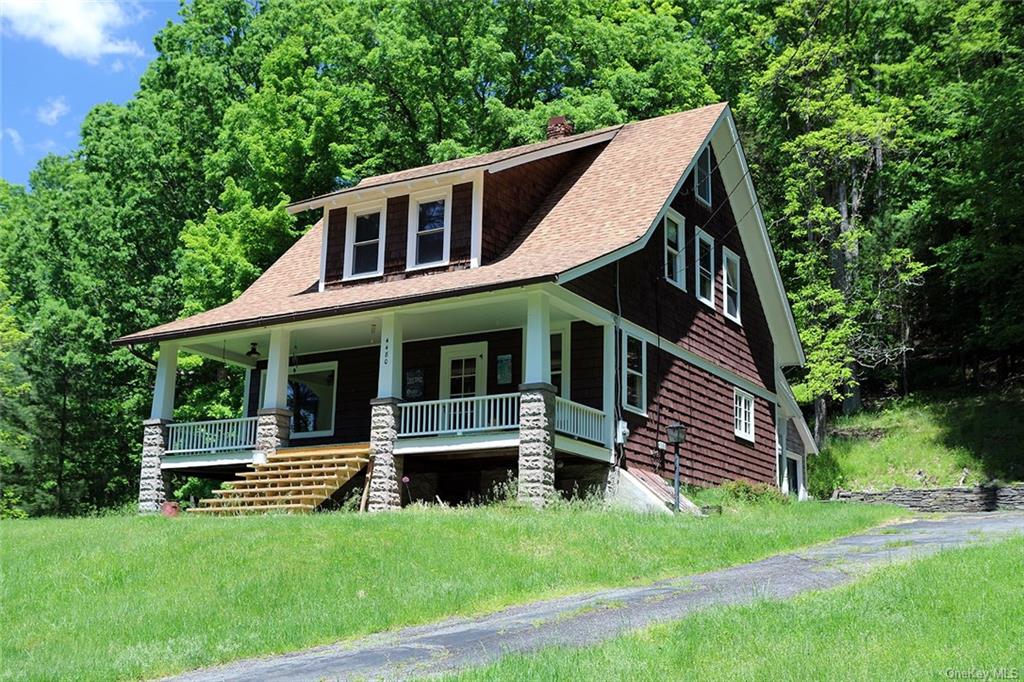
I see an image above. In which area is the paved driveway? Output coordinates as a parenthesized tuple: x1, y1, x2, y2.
(162, 512, 1024, 682)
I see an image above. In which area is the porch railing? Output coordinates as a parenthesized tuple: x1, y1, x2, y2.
(165, 416, 259, 455)
(555, 397, 607, 445)
(398, 393, 520, 437)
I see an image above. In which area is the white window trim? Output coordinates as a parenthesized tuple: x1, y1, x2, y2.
(439, 341, 488, 399)
(663, 209, 686, 291)
(695, 145, 712, 207)
(258, 361, 339, 439)
(406, 186, 453, 271)
(621, 331, 647, 416)
(784, 453, 807, 500)
(733, 388, 755, 442)
(549, 322, 571, 399)
(722, 246, 742, 324)
(343, 200, 387, 281)
(694, 227, 715, 308)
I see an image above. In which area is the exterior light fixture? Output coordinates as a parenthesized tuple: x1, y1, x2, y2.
(666, 423, 687, 513)
(245, 342, 261, 358)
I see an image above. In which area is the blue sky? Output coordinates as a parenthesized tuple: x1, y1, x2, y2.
(1, 0, 181, 187)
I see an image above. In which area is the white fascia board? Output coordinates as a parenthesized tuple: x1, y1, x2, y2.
(287, 169, 479, 215)
(776, 370, 818, 455)
(722, 113, 805, 367)
(554, 435, 615, 463)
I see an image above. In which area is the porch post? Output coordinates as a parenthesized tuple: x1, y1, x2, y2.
(139, 341, 177, 513)
(369, 312, 403, 511)
(519, 291, 556, 507)
(602, 323, 616, 449)
(256, 328, 291, 464)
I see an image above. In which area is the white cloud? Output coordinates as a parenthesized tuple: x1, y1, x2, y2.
(4, 128, 24, 155)
(110, 58, 124, 73)
(0, 0, 145, 64)
(36, 96, 69, 125)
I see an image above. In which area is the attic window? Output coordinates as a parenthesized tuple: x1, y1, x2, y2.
(695, 228, 715, 307)
(664, 211, 685, 289)
(722, 247, 741, 323)
(407, 187, 452, 269)
(695, 146, 712, 206)
(344, 202, 386, 279)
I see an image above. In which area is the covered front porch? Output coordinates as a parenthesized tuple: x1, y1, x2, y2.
(138, 286, 618, 512)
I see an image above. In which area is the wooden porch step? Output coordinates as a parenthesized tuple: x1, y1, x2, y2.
(240, 465, 362, 479)
(257, 456, 368, 469)
(189, 445, 369, 516)
(214, 484, 335, 497)
(189, 503, 316, 515)
(223, 474, 345, 489)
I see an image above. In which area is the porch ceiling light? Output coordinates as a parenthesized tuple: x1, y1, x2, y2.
(245, 342, 261, 358)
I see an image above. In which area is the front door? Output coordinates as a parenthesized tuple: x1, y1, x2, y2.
(440, 342, 488, 432)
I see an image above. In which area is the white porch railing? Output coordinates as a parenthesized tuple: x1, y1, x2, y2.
(398, 394, 520, 437)
(165, 417, 259, 455)
(555, 397, 607, 445)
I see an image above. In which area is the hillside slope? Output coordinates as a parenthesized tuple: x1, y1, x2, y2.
(809, 390, 1024, 496)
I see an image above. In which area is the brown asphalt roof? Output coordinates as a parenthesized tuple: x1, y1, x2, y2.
(116, 102, 728, 345)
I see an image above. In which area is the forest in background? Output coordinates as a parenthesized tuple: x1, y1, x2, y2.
(1, 0, 1021, 516)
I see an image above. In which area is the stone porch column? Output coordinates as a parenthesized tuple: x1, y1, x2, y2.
(368, 397, 401, 511)
(256, 407, 291, 463)
(138, 418, 170, 513)
(518, 382, 557, 507)
(139, 341, 177, 513)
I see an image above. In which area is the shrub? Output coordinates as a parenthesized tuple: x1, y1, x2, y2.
(721, 479, 789, 505)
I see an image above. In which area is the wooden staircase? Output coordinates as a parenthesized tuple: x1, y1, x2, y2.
(190, 443, 370, 515)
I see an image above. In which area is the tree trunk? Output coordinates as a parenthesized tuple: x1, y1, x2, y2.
(813, 395, 828, 450)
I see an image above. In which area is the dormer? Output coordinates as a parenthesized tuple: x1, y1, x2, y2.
(289, 118, 618, 292)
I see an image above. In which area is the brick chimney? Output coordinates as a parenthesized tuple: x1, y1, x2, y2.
(546, 116, 574, 139)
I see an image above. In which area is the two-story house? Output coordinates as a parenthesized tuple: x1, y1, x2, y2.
(116, 102, 816, 514)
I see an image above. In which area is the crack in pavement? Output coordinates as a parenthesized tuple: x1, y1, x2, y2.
(160, 512, 1024, 682)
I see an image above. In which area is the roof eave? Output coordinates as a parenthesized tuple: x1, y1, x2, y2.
(113, 274, 557, 347)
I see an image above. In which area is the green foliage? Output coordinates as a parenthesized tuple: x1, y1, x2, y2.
(1, 0, 1022, 513)
(720, 479, 790, 505)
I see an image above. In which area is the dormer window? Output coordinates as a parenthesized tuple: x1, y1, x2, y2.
(407, 187, 452, 269)
(344, 202, 386, 280)
(695, 145, 712, 206)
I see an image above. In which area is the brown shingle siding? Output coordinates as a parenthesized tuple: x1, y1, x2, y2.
(384, 195, 409, 276)
(324, 207, 346, 285)
(623, 346, 776, 485)
(450, 182, 473, 264)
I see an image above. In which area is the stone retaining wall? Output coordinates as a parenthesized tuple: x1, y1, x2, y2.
(834, 484, 1024, 512)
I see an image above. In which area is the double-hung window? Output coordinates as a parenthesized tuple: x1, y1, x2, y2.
(622, 332, 646, 414)
(733, 389, 754, 441)
(344, 202, 385, 279)
(695, 228, 715, 307)
(695, 145, 712, 206)
(664, 211, 685, 289)
(407, 187, 452, 269)
(722, 247, 741, 323)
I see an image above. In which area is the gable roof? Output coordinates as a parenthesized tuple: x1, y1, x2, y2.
(116, 102, 803, 366)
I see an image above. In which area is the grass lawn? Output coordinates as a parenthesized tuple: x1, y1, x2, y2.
(811, 390, 1024, 495)
(453, 535, 1024, 681)
(1, 502, 898, 681)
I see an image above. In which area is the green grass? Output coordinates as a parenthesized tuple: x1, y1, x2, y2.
(0, 502, 898, 681)
(811, 390, 1024, 494)
(452, 535, 1024, 681)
